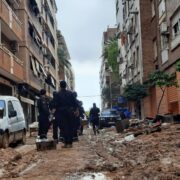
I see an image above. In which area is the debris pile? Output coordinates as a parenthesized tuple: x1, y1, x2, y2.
(90, 123, 180, 179)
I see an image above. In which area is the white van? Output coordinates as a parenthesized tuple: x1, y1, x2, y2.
(0, 96, 26, 148)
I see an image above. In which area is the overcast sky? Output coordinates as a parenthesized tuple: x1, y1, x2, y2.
(56, 0, 116, 111)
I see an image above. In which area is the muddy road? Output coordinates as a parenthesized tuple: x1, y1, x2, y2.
(0, 124, 180, 180)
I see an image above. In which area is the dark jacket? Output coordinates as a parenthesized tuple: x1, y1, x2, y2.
(90, 107, 100, 123)
(55, 89, 78, 116)
(37, 96, 50, 116)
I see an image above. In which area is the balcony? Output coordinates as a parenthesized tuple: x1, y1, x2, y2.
(0, 45, 24, 82)
(0, 0, 23, 40)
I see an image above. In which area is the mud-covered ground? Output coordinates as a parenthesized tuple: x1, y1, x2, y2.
(0, 123, 180, 180)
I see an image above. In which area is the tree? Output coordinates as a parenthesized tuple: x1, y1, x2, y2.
(102, 38, 119, 79)
(149, 70, 178, 115)
(57, 48, 71, 68)
(123, 83, 148, 118)
(123, 83, 148, 117)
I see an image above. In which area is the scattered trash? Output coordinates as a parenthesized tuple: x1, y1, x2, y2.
(124, 134, 135, 142)
(65, 172, 109, 180)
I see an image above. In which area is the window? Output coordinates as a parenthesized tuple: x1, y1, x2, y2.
(158, 0, 166, 19)
(171, 10, 180, 49)
(173, 21, 180, 37)
(136, 47, 139, 71)
(8, 101, 15, 115)
(0, 100, 6, 117)
(153, 40, 157, 59)
(12, 101, 24, 117)
(161, 35, 168, 49)
(151, 0, 155, 17)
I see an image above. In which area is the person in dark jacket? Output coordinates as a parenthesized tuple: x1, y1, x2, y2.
(54, 81, 78, 148)
(37, 89, 50, 139)
(89, 103, 100, 135)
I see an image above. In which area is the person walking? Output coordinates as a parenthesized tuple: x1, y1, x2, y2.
(89, 103, 100, 135)
(37, 89, 50, 139)
(54, 81, 78, 148)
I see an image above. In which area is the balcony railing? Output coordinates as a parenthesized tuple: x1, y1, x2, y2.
(0, 0, 23, 40)
(0, 45, 24, 81)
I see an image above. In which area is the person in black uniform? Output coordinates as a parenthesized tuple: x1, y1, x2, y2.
(54, 81, 78, 148)
(37, 89, 50, 139)
(89, 103, 100, 135)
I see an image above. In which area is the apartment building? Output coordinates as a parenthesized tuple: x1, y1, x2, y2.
(117, 0, 180, 118)
(116, 0, 156, 117)
(144, 0, 180, 117)
(0, 0, 59, 124)
(100, 27, 117, 109)
(0, 0, 24, 96)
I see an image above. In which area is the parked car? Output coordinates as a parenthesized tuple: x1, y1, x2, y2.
(0, 96, 26, 148)
(99, 109, 121, 129)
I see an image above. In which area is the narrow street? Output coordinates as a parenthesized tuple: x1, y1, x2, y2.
(0, 123, 180, 180)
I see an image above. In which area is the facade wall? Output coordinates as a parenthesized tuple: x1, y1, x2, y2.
(100, 27, 117, 109)
(140, 0, 155, 82)
(117, 0, 180, 118)
(0, 0, 60, 125)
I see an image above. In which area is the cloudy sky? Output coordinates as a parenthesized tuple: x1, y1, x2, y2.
(56, 0, 116, 111)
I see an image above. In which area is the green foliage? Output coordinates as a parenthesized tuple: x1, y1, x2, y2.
(103, 38, 119, 76)
(57, 48, 71, 68)
(123, 83, 148, 102)
(149, 70, 178, 88)
(176, 60, 180, 72)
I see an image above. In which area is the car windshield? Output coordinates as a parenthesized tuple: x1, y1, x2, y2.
(101, 110, 118, 116)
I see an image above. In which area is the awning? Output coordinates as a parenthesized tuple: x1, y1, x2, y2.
(30, 56, 38, 77)
(20, 96, 34, 105)
(39, 64, 47, 77)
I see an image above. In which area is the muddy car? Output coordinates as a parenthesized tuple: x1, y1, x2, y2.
(99, 109, 121, 129)
(0, 96, 26, 148)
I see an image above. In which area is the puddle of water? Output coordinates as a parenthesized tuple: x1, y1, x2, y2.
(65, 172, 109, 180)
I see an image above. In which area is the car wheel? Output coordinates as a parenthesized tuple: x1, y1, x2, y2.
(2, 133, 9, 149)
(21, 130, 26, 145)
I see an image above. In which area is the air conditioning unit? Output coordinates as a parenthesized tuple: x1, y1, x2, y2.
(128, 61, 134, 69)
(160, 22, 169, 35)
(117, 57, 123, 64)
(10, 41, 19, 53)
(127, 21, 133, 34)
(122, 69, 127, 78)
